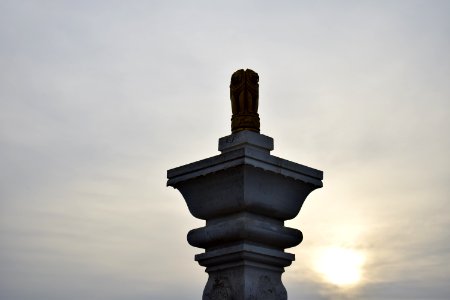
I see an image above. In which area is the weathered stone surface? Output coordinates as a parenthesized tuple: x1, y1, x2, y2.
(203, 265, 287, 300)
(219, 130, 273, 154)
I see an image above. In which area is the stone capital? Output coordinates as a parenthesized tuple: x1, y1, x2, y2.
(167, 131, 323, 299)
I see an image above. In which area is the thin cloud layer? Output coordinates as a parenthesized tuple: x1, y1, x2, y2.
(1, 1, 449, 299)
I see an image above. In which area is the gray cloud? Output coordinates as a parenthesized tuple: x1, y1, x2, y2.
(1, 1, 449, 299)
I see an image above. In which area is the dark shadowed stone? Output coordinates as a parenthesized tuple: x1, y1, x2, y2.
(168, 130, 323, 300)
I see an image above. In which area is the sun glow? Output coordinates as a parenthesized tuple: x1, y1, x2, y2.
(314, 247, 365, 286)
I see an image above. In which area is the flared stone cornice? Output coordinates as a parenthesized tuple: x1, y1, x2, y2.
(167, 131, 322, 188)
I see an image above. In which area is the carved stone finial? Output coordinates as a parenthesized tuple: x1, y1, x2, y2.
(230, 69, 260, 133)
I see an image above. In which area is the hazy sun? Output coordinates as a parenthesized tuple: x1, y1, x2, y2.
(314, 246, 365, 286)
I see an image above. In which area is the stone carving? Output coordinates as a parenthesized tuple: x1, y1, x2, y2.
(254, 275, 287, 300)
(230, 69, 260, 133)
(204, 277, 233, 300)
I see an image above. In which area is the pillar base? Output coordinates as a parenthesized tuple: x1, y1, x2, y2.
(198, 243, 291, 300)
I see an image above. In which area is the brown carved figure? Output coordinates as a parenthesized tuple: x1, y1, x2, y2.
(230, 69, 260, 133)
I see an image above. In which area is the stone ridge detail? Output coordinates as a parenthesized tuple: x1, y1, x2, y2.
(167, 147, 323, 187)
(187, 213, 303, 249)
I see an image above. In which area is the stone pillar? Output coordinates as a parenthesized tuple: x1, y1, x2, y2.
(167, 69, 323, 299)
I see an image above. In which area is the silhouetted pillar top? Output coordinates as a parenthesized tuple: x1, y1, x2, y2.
(167, 69, 323, 300)
(230, 69, 260, 133)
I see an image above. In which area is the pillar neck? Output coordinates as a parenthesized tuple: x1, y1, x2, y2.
(218, 130, 274, 154)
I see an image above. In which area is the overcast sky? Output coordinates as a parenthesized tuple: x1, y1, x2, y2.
(1, 1, 449, 299)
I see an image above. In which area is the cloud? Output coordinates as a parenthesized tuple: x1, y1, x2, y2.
(1, 1, 449, 299)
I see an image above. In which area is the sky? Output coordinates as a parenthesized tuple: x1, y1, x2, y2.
(0, 1, 449, 299)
